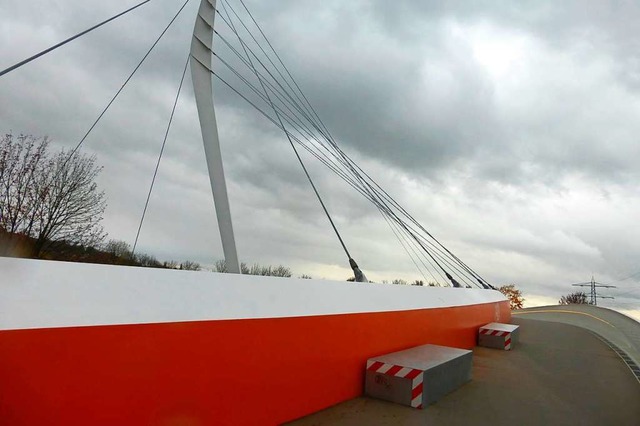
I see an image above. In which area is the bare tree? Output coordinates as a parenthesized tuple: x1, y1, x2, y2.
(269, 265, 292, 277)
(104, 239, 132, 259)
(180, 260, 201, 271)
(245, 263, 292, 277)
(163, 260, 179, 269)
(0, 134, 49, 235)
(559, 291, 588, 305)
(214, 259, 228, 273)
(214, 259, 291, 277)
(30, 149, 106, 255)
(0, 134, 107, 256)
(135, 252, 161, 267)
(247, 263, 266, 275)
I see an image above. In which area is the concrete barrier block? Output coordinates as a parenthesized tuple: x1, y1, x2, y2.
(478, 322, 520, 350)
(365, 344, 473, 409)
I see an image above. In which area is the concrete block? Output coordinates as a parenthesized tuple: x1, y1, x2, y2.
(365, 344, 473, 409)
(478, 322, 520, 350)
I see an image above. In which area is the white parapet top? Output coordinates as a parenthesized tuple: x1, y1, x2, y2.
(0, 257, 506, 331)
(369, 344, 472, 371)
(480, 322, 519, 332)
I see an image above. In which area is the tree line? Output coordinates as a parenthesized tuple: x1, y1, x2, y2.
(0, 133, 204, 269)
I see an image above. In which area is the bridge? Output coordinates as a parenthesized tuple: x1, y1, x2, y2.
(1, 1, 638, 425)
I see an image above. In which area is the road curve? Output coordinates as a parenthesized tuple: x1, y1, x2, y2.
(514, 304, 640, 377)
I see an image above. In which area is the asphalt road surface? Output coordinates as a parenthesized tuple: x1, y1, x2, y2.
(514, 304, 640, 371)
(288, 316, 640, 426)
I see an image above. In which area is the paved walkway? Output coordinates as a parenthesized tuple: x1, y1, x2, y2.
(288, 317, 640, 425)
(514, 305, 640, 372)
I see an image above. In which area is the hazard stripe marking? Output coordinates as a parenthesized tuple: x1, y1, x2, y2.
(397, 367, 413, 378)
(480, 327, 515, 350)
(404, 368, 422, 380)
(367, 362, 425, 409)
(411, 381, 423, 400)
(377, 363, 393, 374)
(385, 365, 403, 376)
(480, 328, 509, 337)
(367, 361, 384, 371)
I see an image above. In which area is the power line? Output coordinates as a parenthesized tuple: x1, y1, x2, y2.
(571, 275, 616, 306)
(611, 270, 640, 283)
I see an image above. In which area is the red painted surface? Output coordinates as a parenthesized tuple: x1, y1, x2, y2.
(0, 301, 510, 426)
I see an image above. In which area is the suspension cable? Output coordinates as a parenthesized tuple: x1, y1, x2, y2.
(211, 64, 475, 285)
(218, 0, 354, 262)
(0, 0, 154, 78)
(209, 53, 473, 285)
(212, 0, 490, 286)
(62, 0, 192, 168)
(132, 55, 189, 257)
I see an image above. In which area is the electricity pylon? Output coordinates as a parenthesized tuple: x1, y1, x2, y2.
(571, 276, 616, 306)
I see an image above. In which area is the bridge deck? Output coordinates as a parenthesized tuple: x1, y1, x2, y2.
(288, 317, 640, 426)
(514, 304, 640, 370)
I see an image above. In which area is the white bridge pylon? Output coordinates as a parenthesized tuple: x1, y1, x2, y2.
(190, 0, 241, 273)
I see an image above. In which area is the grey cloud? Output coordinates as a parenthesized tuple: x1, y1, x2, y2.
(235, 0, 640, 188)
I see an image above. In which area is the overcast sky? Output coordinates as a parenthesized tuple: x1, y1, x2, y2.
(1, 0, 639, 319)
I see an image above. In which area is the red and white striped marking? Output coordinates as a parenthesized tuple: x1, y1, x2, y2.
(504, 334, 512, 350)
(479, 328, 513, 350)
(366, 360, 424, 409)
